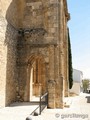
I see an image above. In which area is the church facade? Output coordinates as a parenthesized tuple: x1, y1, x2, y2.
(0, 0, 70, 108)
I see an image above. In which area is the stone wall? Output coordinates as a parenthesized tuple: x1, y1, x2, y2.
(0, 11, 17, 107)
(5, 23, 18, 106)
(0, 0, 70, 108)
(23, 0, 43, 28)
(0, 13, 7, 107)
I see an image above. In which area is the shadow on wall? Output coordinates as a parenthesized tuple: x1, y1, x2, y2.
(4, 0, 18, 106)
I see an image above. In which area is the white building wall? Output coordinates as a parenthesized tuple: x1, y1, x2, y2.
(70, 82, 81, 95)
(70, 69, 83, 95)
(73, 69, 83, 83)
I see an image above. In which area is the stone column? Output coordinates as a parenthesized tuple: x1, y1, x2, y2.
(41, 61, 46, 94)
(58, 0, 64, 108)
(45, 63, 49, 91)
(63, 12, 68, 97)
(34, 59, 42, 96)
(38, 59, 43, 95)
(64, 26, 69, 97)
(54, 46, 61, 108)
(48, 45, 55, 108)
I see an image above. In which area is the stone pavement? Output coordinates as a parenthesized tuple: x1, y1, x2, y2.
(0, 93, 90, 120)
(0, 102, 39, 120)
(38, 93, 90, 120)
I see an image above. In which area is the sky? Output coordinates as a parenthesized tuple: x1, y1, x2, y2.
(67, 0, 90, 79)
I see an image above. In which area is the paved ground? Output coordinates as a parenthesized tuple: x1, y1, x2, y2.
(0, 93, 90, 120)
(39, 93, 90, 120)
(0, 102, 39, 120)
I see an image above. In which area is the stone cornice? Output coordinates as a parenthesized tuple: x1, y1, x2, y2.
(63, 0, 70, 21)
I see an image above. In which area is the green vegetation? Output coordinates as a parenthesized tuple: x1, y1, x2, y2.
(82, 79, 90, 92)
(68, 28, 73, 89)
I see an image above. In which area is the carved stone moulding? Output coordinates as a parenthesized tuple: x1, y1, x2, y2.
(18, 28, 47, 37)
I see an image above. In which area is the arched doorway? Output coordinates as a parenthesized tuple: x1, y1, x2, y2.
(27, 55, 46, 101)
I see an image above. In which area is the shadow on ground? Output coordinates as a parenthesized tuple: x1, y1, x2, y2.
(9, 102, 40, 107)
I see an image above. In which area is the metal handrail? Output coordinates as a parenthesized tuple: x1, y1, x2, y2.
(30, 106, 39, 116)
(30, 92, 48, 116)
(41, 92, 48, 99)
(39, 92, 48, 115)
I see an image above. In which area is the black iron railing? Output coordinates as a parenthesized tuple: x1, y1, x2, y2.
(39, 92, 48, 115)
(30, 105, 40, 116)
(30, 92, 48, 116)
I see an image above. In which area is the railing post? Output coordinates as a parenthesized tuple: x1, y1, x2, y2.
(39, 95, 41, 115)
(47, 92, 48, 106)
(39, 92, 48, 115)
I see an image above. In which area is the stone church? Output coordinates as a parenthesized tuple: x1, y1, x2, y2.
(0, 0, 70, 108)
